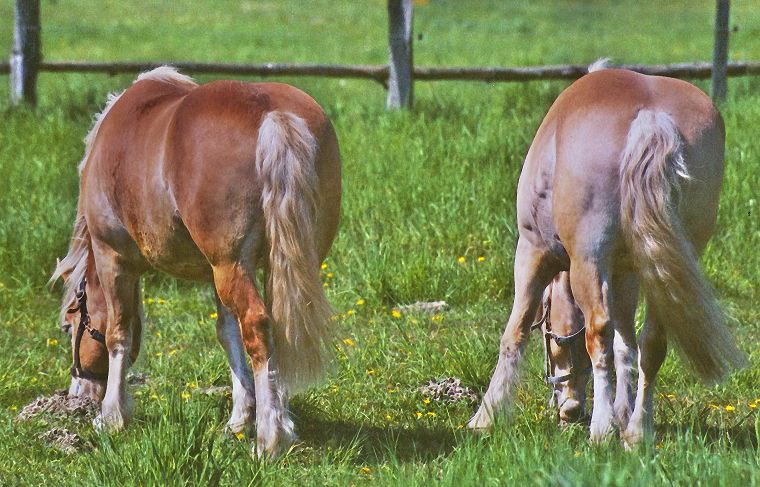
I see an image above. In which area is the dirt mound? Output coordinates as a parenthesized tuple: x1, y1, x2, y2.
(38, 427, 89, 454)
(17, 390, 99, 422)
(419, 377, 478, 404)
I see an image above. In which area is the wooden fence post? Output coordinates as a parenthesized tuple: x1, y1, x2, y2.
(10, 0, 41, 106)
(711, 0, 730, 101)
(386, 0, 413, 110)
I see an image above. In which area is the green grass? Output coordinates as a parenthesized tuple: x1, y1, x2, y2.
(0, 1, 758, 485)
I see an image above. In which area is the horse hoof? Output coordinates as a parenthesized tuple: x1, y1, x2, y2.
(93, 412, 125, 432)
(255, 430, 297, 459)
(466, 410, 493, 432)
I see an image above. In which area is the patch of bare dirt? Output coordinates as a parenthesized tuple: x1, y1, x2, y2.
(17, 390, 98, 422)
(38, 427, 89, 454)
(419, 377, 478, 404)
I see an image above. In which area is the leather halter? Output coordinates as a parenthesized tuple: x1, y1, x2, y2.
(67, 278, 108, 381)
(531, 298, 591, 385)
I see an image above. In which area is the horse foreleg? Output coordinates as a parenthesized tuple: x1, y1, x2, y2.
(214, 292, 256, 435)
(623, 311, 666, 448)
(214, 264, 295, 458)
(91, 247, 139, 431)
(468, 237, 553, 430)
(611, 273, 639, 430)
(570, 258, 616, 442)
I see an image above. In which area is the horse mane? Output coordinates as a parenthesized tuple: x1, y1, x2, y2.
(588, 57, 611, 73)
(49, 212, 91, 326)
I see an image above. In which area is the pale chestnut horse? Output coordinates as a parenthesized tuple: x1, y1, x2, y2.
(51, 67, 341, 457)
(469, 64, 746, 446)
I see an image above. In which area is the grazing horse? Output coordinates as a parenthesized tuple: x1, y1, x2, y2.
(469, 64, 746, 445)
(51, 66, 342, 457)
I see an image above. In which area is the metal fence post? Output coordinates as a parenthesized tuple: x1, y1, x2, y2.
(711, 0, 730, 101)
(10, 0, 41, 106)
(386, 0, 413, 110)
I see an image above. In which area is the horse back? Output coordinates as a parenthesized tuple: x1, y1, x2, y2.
(518, 69, 723, 267)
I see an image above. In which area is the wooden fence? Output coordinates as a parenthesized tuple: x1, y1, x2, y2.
(5, 0, 745, 108)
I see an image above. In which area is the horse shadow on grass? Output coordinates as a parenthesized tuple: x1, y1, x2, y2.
(291, 405, 461, 465)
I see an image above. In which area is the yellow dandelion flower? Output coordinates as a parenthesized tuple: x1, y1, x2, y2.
(427, 411, 436, 417)
(187, 381, 198, 389)
(342, 338, 355, 346)
(415, 412, 423, 419)
(359, 467, 371, 475)
(391, 309, 401, 319)
(385, 414, 393, 421)
(725, 405, 735, 412)
(321, 262, 328, 270)
(457, 256, 466, 264)
(146, 298, 155, 304)
(46, 338, 59, 347)
(423, 398, 431, 405)
(31, 377, 37, 383)
(346, 309, 355, 316)
(431, 314, 443, 322)
(210, 312, 218, 319)
(168, 349, 178, 356)
(326, 272, 334, 279)
(181, 391, 191, 400)
(366, 369, 376, 376)
(356, 298, 365, 306)
(10, 405, 18, 412)
(323, 282, 329, 288)
(235, 431, 245, 440)
(665, 393, 676, 399)
(748, 402, 757, 409)
(477, 256, 486, 262)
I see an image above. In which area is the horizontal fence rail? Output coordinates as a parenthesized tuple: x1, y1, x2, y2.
(2, 60, 760, 83)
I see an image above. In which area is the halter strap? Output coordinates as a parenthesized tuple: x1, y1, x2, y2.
(532, 297, 591, 385)
(69, 278, 108, 381)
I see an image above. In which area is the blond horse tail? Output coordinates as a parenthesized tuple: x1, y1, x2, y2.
(619, 109, 746, 383)
(256, 111, 333, 392)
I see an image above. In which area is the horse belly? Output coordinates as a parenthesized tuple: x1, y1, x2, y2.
(134, 224, 213, 282)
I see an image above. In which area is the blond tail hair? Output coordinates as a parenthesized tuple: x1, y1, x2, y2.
(619, 109, 746, 383)
(256, 111, 333, 392)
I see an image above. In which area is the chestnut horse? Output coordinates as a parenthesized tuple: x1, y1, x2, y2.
(51, 67, 341, 457)
(469, 64, 746, 446)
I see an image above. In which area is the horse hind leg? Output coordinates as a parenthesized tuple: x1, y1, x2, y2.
(214, 292, 256, 436)
(213, 263, 295, 458)
(468, 236, 555, 429)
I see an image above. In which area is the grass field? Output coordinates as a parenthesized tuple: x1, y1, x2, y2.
(0, 1, 758, 485)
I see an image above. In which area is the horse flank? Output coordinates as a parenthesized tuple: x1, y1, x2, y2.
(257, 111, 334, 392)
(619, 109, 747, 383)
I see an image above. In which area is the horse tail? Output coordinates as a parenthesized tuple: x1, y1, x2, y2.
(256, 111, 333, 392)
(619, 109, 745, 383)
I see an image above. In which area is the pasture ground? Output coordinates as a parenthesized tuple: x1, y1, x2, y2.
(0, 1, 758, 485)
